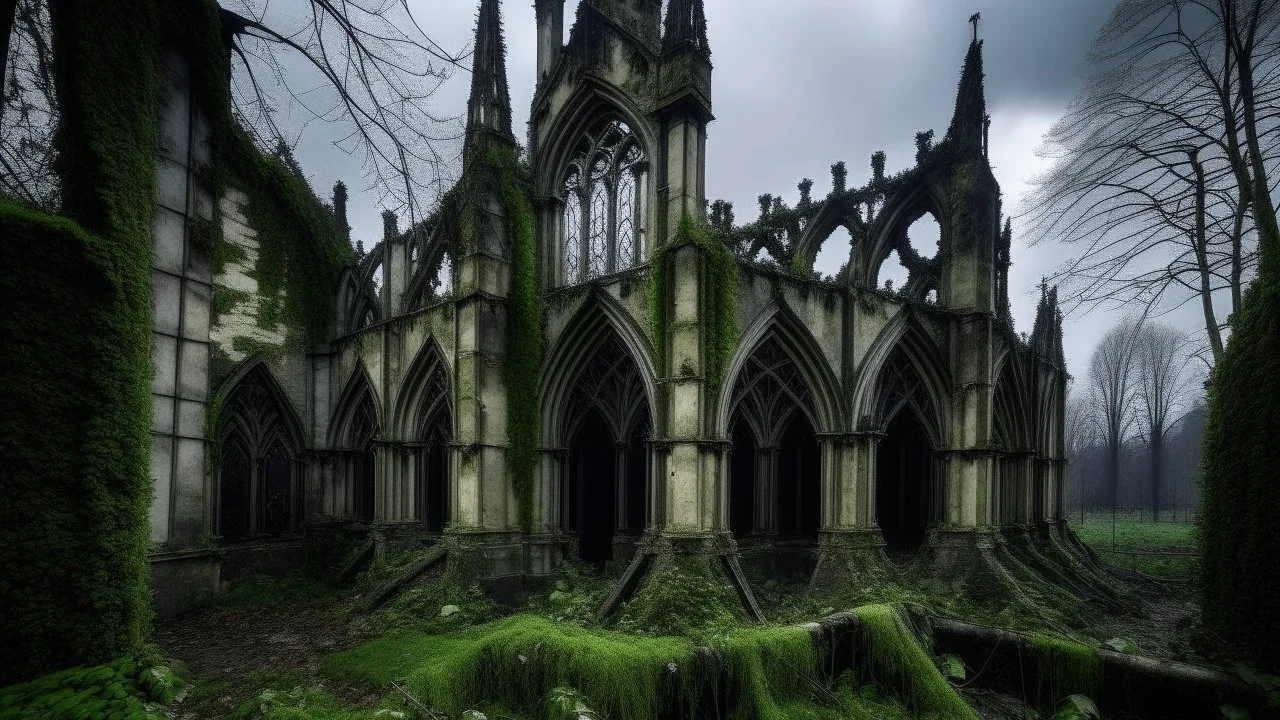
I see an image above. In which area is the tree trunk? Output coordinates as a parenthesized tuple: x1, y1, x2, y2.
(1190, 152, 1225, 362)
(1151, 431, 1163, 522)
(1229, 1, 1280, 271)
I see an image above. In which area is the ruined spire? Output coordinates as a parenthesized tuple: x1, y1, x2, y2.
(944, 30, 986, 155)
(662, 0, 710, 56)
(467, 0, 514, 145)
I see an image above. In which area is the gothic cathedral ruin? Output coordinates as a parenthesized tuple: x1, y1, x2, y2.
(149, 0, 1076, 617)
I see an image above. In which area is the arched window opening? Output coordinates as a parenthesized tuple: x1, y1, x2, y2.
(559, 119, 647, 285)
(2, 0, 60, 209)
(434, 251, 454, 298)
(369, 260, 384, 296)
(414, 362, 452, 532)
(813, 227, 853, 282)
(907, 213, 941, 260)
(878, 249, 911, 294)
(344, 389, 379, 523)
(560, 333, 650, 563)
(727, 337, 820, 543)
(876, 411, 934, 554)
(559, 333, 651, 565)
(217, 367, 301, 539)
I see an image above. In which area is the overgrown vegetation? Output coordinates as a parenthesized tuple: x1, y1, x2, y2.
(854, 604, 980, 719)
(615, 563, 744, 639)
(0, 655, 179, 719)
(1026, 633, 1103, 710)
(648, 212, 740, 392)
(1199, 192, 1280, 668)
(0, 0, 160, 683)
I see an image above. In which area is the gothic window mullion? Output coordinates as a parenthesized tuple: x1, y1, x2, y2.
(606, 177, 619, 274)
(577, 188, 590, 283)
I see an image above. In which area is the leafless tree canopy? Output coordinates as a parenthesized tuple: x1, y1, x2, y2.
(1, 0, 58, 209)
(223, 0, 469, 225)
(1088, 315, 1145, 505)
(1025, 0, 1280, 364)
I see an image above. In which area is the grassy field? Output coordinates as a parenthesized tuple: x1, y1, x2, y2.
(1067, 509, 1198, 580)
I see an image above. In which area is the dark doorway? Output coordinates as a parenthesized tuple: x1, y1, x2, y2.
(422, 441, 449, 532)
(730, 421, 757, 536)
(567, 409, 617, 564)
(355, 448, 375, 522)
(877, 411, 933, 551)
(624, 421, 648, 532)
(219, 438, 252, 538)
(263, 446, 292, 535)
(777, 415, 820, 537)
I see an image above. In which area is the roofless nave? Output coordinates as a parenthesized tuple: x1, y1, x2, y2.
(147, 0, 1084, 617)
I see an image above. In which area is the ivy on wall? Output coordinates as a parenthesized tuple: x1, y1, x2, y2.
(647, 212, 740, 396)
(0, 0, 161, 684)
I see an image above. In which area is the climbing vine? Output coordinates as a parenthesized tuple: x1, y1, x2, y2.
(0, 0, 162, 684)
(647, 213, 740, 394)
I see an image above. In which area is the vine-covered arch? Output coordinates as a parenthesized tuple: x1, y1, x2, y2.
(540, 294, 658, 447)
(791, 195, 866, 275)
(855, 178, 947, 299)
(405, 223, 456, 310)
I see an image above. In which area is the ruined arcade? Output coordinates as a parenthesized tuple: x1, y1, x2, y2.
(147, 0, 1074, 618)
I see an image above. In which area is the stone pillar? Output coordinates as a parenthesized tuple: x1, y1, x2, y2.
(753, 446, 778, 534)
(614, 442, 629, 531)
(810, 433, 891, 593)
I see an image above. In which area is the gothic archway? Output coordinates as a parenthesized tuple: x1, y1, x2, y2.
(726, 336, 821, 542)
(216, 363, 303, 539)
(395, 342, 453, 530)
(559, 333, 651, 564)
(873, 349, 943, 554)
(331, 367, 380, 522)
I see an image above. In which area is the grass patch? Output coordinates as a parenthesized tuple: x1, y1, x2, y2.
(0, 655, 179, 719)
(1070, 510, 1197, 580)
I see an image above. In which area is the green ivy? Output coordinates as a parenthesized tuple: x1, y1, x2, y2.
(0, 0, 165, 684)
(648, 212, 740, 395)
(1198, 214, 1280, 667)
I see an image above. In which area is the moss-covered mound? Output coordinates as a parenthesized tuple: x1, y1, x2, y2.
(0, 656, 179, 719)
(1199, 237, 1280, 669)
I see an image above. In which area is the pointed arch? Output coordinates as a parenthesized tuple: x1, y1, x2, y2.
(215, 358, 306, 537)
(851, 309, 949, 445)
(405, 223, 456, 310)
(540, 291, 659, 446)
(533, 79, 658, 197)
(854, 177, 947, 298)
(329, 361, 381, 449)
(715, 301, 845, 438)
(791, 195, 865, 274)
(336, 267, 380, 337)
(391, 338, 453, 441)
(992, 348, 1033, 451)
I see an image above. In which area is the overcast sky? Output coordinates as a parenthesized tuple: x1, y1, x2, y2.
(281, 0, 1215, 383)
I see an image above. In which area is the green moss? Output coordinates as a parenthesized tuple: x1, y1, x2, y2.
(211, 285, 251, 318)
(0, 0, 161, 683)
(615, 563, 744, 639)
(1026, 633, 1102, 709)
(232, 135, 353, 342)
(853, 604, 979, 719)
(1199, 238, 1280, 667)
(648, 213, 740, 393)
(0, 655, 178, 719)
(719, 625, 819, 719)
(327, 616, 694, 720)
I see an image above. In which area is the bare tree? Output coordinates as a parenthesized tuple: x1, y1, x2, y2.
(1133, 322, 1194, 520)
(1089, 315, 1144, 539)
(1025, 0, 1280, 365)
(1065, 384, 1101, 522)
(221, 0, 470, 226)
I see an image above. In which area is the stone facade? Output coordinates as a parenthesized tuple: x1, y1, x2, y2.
(149, 0, 1069, 615)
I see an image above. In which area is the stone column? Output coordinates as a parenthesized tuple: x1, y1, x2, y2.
(753, 446, 778, 535)
(809, 432, 890, 592)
